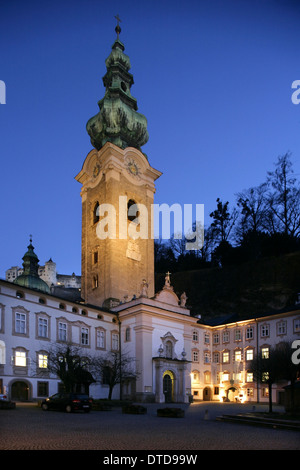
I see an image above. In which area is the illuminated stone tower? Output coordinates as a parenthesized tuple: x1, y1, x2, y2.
(76, 22, 161, 307)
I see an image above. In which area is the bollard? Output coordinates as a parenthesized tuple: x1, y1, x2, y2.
(204, 409, 209, 420)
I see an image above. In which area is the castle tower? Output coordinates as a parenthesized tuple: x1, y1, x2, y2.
(76, 22, 161, 307)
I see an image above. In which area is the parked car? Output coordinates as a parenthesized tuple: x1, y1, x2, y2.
(41, 393, 92, 413)
(0, 394, 8, 400)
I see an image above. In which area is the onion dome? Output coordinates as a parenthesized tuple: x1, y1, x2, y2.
(86, 20, 149, 152)
(14, 237, 50, 294)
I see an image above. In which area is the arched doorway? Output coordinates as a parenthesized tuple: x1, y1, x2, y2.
(203, 387, 211, 401)
(11, 381, 30, 401)
(163, 370, 174, 403)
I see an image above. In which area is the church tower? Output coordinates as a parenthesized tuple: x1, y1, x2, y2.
(76, 21, 161, 308)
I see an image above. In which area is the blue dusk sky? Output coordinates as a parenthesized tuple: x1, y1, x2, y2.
(0, 0, 300, 278)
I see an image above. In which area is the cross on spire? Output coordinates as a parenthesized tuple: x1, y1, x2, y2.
(115, 14, 122, 39)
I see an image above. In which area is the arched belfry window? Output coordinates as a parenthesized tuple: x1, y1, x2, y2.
(93, 202, 100, 224)
(127, 199, 139, 222)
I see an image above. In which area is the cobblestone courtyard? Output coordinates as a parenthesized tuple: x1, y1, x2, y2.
(1, 402, 299, 451)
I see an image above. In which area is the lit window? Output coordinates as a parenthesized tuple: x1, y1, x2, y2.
(246, 372, 253, 382)
(192, 331, 198, 342)
(234, 350, 242, 362)
(294, 318, 300, 333)
(222, 351, 229, 363)
(15, 351, 26, 367)
(38, 354, 48, 369)
(222, 372, 229, 381)
(261, 347, 269, 359)
(15, 312, 26, 334)
(246, 349, 254, 361)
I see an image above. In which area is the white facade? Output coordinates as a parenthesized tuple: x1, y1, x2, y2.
(1, 276, 299, 405)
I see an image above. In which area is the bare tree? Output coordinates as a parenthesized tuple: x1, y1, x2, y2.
(91, 351, 139, 400)
(44, 343, 95, 394)
(266, 152, 300, 237)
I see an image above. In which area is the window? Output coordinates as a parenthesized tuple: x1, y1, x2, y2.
(222, 351, 230, 363)
(192, 330, 198, 342)
(294, 318, 300, 333)
(38, 354, 48, 369)
(235, 329, 242, 341)
(222, 330, 229, 343)
(15, 312, 26, 334)
(204, 332, 210, 344)
(127, 199, 138, 222)
(93, 251, 98, 264)
(261, 347, 269, 359)
(93, 201, 100, 224)
(246, 348, 254, 361)
(246, 372, 253, 382)
(38, 318, 48, 338)
(213, 333, 219, 345)
(125, 327, 131, 342)
(112, 333, 119, 351)
(234, 350, 242, 362)
(277, 321, 286, 336)
(93, 275, 98, 289)
(222, 372, 229, 382)
(81, 327, 89, 345)
(58, 322, 67, 341)
(37, 382, 49, 397)
(247, 388, 254, 397)
(261, 324, 269, 338)
(15, 351, 26, 367)
(192, 350, 199, 362)
(204, 351, 210, 363)
(204, 371, 211, 383)
(213, 352, 220, 363)
(246, 326, 254, 340)
(96, 329, 105, 349)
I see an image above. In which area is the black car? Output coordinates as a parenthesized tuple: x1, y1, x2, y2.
(41, 393, 92, 413)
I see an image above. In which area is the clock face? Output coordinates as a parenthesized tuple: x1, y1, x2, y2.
(126, 159, 141, 179)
